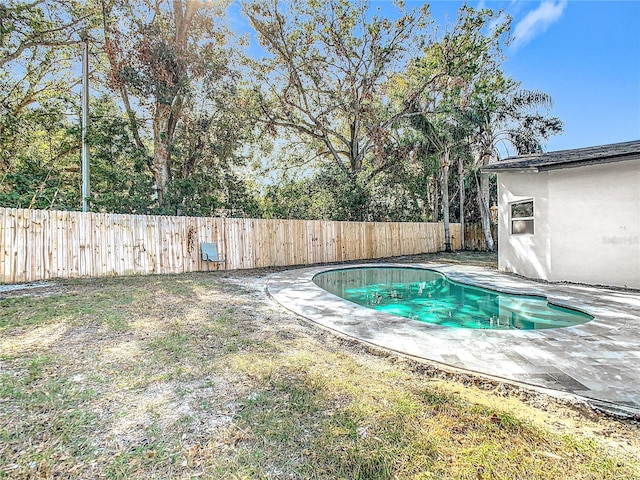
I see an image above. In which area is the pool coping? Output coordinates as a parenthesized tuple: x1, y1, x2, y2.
(266, 262, 640, 419)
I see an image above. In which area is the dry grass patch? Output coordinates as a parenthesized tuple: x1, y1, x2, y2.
(0, 253, 638, 479)
(227, 346, 638, 479)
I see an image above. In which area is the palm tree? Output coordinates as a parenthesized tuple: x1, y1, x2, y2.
(468, 75, 563, 250)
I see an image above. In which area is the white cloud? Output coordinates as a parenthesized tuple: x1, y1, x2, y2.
(512, 0, 568, 49)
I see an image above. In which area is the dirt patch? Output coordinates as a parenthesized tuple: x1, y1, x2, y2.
(0, 282, 70, 299)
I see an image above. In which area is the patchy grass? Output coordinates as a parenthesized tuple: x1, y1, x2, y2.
(0, 252, 638, 479)
(0, 285, 132, 332)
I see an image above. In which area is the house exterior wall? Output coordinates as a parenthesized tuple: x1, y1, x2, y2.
(497, 158, 640, 289)
(497, 170, 552, 280)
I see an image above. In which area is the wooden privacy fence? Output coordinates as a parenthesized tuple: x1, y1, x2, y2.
(0, 207, 468, 284)
(464, 224, 497, 251)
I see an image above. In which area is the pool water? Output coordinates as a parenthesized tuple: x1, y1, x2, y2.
(312, 267, 592, 330)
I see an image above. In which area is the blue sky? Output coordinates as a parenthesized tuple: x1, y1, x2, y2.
(387, 0, 640, 152)
(230, 0, 640, 154)
(471, 0, 640, 152)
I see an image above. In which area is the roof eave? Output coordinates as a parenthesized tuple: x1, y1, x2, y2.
(480, 166, 539, 173)
(481, 153, 639, 174)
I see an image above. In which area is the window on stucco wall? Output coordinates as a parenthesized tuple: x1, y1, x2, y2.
(510, 200, 534, 235)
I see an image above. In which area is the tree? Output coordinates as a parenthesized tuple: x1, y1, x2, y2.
(0, 0, 96, 164)
(1, 0, 262, 216)
(0, 0, 93, 67)
(469, 73, 563, 250)
(408, 115, 458, 250)
(245, 0, 447, 219)
(101, 0, 234, 205)
(402, 5, 561, 251)
(86, 95, 156, 213)
(406, 5, 509, 249)
(260, 173, 332, 220)
(0, 1, 98, 209)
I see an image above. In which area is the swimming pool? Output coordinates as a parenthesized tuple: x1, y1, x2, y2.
(313, 267, 592, 330)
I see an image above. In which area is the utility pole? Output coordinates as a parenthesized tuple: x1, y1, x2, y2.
(81, 31, 90, 212)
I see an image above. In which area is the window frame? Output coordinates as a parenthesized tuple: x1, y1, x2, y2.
(509, 199, 535, 235)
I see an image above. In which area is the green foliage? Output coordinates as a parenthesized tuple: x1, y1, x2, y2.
(0, 158, 78, 210)
(0, 1, 100, 210)
(0, 0, 562, 226)
(260, 174, 333, 220)
(83, 94, 262, 217)
(163, 170, 261, 218)
(315, 167, 372, 221)
(0, 107, 80, 210)
(367, 171, 430, 222)
(0, 1, 95, 67)
(248, 0, 557, 224)
(85, 95, 155, 213)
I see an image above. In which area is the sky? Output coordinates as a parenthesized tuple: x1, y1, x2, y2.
(468, 0, 640, 153)
(229, 0, 640, 155)
(394, 0, 640, 153)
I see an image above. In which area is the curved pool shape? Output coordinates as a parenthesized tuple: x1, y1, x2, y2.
(313, 267, 593, 330)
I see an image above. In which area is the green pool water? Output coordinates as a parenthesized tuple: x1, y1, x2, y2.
(312, 267, 593, 330)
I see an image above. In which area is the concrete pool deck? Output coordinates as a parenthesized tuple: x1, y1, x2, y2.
(266, 263, 640, 418)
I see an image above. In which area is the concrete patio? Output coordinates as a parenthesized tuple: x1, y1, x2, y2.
(266, 263, 640, 418)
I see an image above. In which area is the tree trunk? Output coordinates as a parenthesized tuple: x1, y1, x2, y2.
(153, 104, 174, 205)
(432, 174, 439, 222)
(458, 155, 465, 251)
(441, 149, 451, 252)
(477, 172, 495, 251)
(425, 179, 432, 221)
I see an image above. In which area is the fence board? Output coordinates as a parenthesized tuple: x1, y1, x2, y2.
(0, 207, 488, 283)
(464, 224, 496, 251)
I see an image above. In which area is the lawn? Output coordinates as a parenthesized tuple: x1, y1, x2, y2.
(1, 252, 638, 479)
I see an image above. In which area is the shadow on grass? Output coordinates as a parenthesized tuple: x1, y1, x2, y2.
(228, 360, 634, 480)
